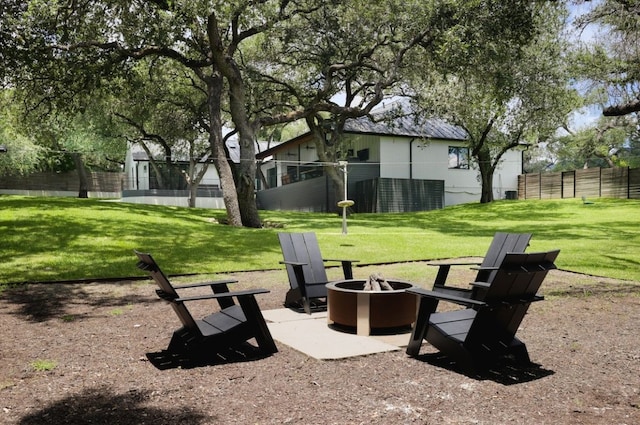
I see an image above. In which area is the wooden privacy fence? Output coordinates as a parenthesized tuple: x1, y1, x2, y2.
(518, 167, 640, 200)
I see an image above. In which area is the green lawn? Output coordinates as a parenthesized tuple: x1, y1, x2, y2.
(1, 195, 639, 285)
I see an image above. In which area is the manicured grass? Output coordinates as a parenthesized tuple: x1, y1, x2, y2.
(1, 195, 639, 285)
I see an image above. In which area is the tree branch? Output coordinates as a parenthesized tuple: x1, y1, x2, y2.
(53, 42, 211, 69)
(603, 98, 640, 116)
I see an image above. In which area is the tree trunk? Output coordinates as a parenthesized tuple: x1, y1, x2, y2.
(188, 184, 198, 208)
(308, 119, 345, 213)
(207, 74, 243, 226)
(139, 142, 165, 189)
(324, 165, 344, 213)
(185, 158, 210, 208)
(477, 150, 495, 203)
(236, 141, 262, 227)
(71, 153, 89, 198)
(207, 12, 261, 228)
(227, 74, 261, 227)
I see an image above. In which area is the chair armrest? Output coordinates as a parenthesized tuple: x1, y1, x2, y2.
(323, 258, 359, 264)
(280, 260, 307, 266)
(431, 261, 481, 288)
(407, 287, 486, 308)
(168, 288, 270, 303)
(427, 261, 480, 267)
(172, 279, 238, 290)
(470, 281, 490, 289)
(481, 294, 545, 308)
(324, 259, 358, 280)
(470, 265, 499, 271)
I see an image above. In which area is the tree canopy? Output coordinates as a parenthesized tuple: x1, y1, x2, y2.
(3, 1, 626, 216)
(411, 2, 578, 202)
(573, 0, 640, 116)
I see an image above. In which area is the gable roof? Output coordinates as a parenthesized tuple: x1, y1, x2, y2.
(344, 100, 467, 140)
(256, 101, 467, 160)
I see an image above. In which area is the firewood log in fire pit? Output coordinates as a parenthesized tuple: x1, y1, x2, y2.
(363, 273, 394, 291)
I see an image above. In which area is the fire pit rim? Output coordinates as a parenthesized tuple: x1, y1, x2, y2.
(326, 278, 418, 335)
(326, 278, 415, 293)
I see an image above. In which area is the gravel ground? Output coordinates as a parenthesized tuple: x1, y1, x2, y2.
(1, 262, 639, 425)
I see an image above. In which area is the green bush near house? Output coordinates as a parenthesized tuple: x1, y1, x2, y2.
(0, 195, 639, 285)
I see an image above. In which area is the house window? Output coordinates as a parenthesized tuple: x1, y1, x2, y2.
(448, 146, 469, 169)
(267, 168, 277, 188)
(286, 165, 298, 183)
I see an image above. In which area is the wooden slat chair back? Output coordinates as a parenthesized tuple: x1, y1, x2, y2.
(279, 232, 330, 298)
(465, 250, 559, 349)
(407, 249, 559, 372)
(134, 250, 277, 357)
(278, 232, 356, 314)
(476, 232, 532, 282)
(432, 232, 532, 299)
(135, 251, 199, 331)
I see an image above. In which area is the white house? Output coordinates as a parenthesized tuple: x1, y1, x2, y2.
(256, 105, 523, 212)
(122, 138, 279, 208)
(121, 104, 523, 212)
(122, 142, 226, 208)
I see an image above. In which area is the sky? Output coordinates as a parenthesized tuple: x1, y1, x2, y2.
(331, 2, 608, 132)
(566, 0, 605, 130)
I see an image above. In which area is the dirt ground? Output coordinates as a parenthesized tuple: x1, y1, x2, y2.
(1, 261, 639, 425)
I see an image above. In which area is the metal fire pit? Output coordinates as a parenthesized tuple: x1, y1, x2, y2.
(326, 279, 418, 336)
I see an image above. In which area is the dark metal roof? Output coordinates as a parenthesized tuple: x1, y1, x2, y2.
(344, 113, 467, 140)
(344, 100, 467, 140)
(256, 101, 467, 159)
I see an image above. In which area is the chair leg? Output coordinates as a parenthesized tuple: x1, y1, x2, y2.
(238, 295, 278, 355)
(167, 327, 196, 353)
(341, 261, 354, 280)
(302, 297, 312, 315)
(507, 338, 531, 365)
(406, 297, 438, 357)
(284, 288, 302, 308)
(432, 265, 451, 289)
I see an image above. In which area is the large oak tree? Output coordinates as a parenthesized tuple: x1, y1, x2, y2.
(410, 2, 579, 202)
(2, 0, 576, 217)
(3, 0, 329, 227)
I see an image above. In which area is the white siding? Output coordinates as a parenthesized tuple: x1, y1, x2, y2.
(493, 149, 521, 199)
(409, 140, 475, 205)
(137, 162, 150, 190)
(299, 142, 318, 162)
(258, 133, 523, 207)
(346, 134, 380, 161)
(384, 137, 522, 206)
(198, 165, 221, 187)
(379, 137, 410, 178)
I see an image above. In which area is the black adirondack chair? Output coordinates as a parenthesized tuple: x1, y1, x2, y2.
(431, 232, 532, 299)
(279, 232, 357, 314)
(407, 249, 560, 372)
(135, 251, 277, 357)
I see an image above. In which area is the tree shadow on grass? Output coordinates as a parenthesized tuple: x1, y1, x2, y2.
(18, 386, 208, 425)
(1, 283, 156, 322)
(415, 353, 555, 386)
(146, 341, 274, 370)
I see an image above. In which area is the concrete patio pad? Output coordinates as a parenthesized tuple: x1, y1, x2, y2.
(262, 308, 411, 360)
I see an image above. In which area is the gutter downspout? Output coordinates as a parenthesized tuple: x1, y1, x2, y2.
(409, 138, 416, 211)
(409, 138, 415, 180)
